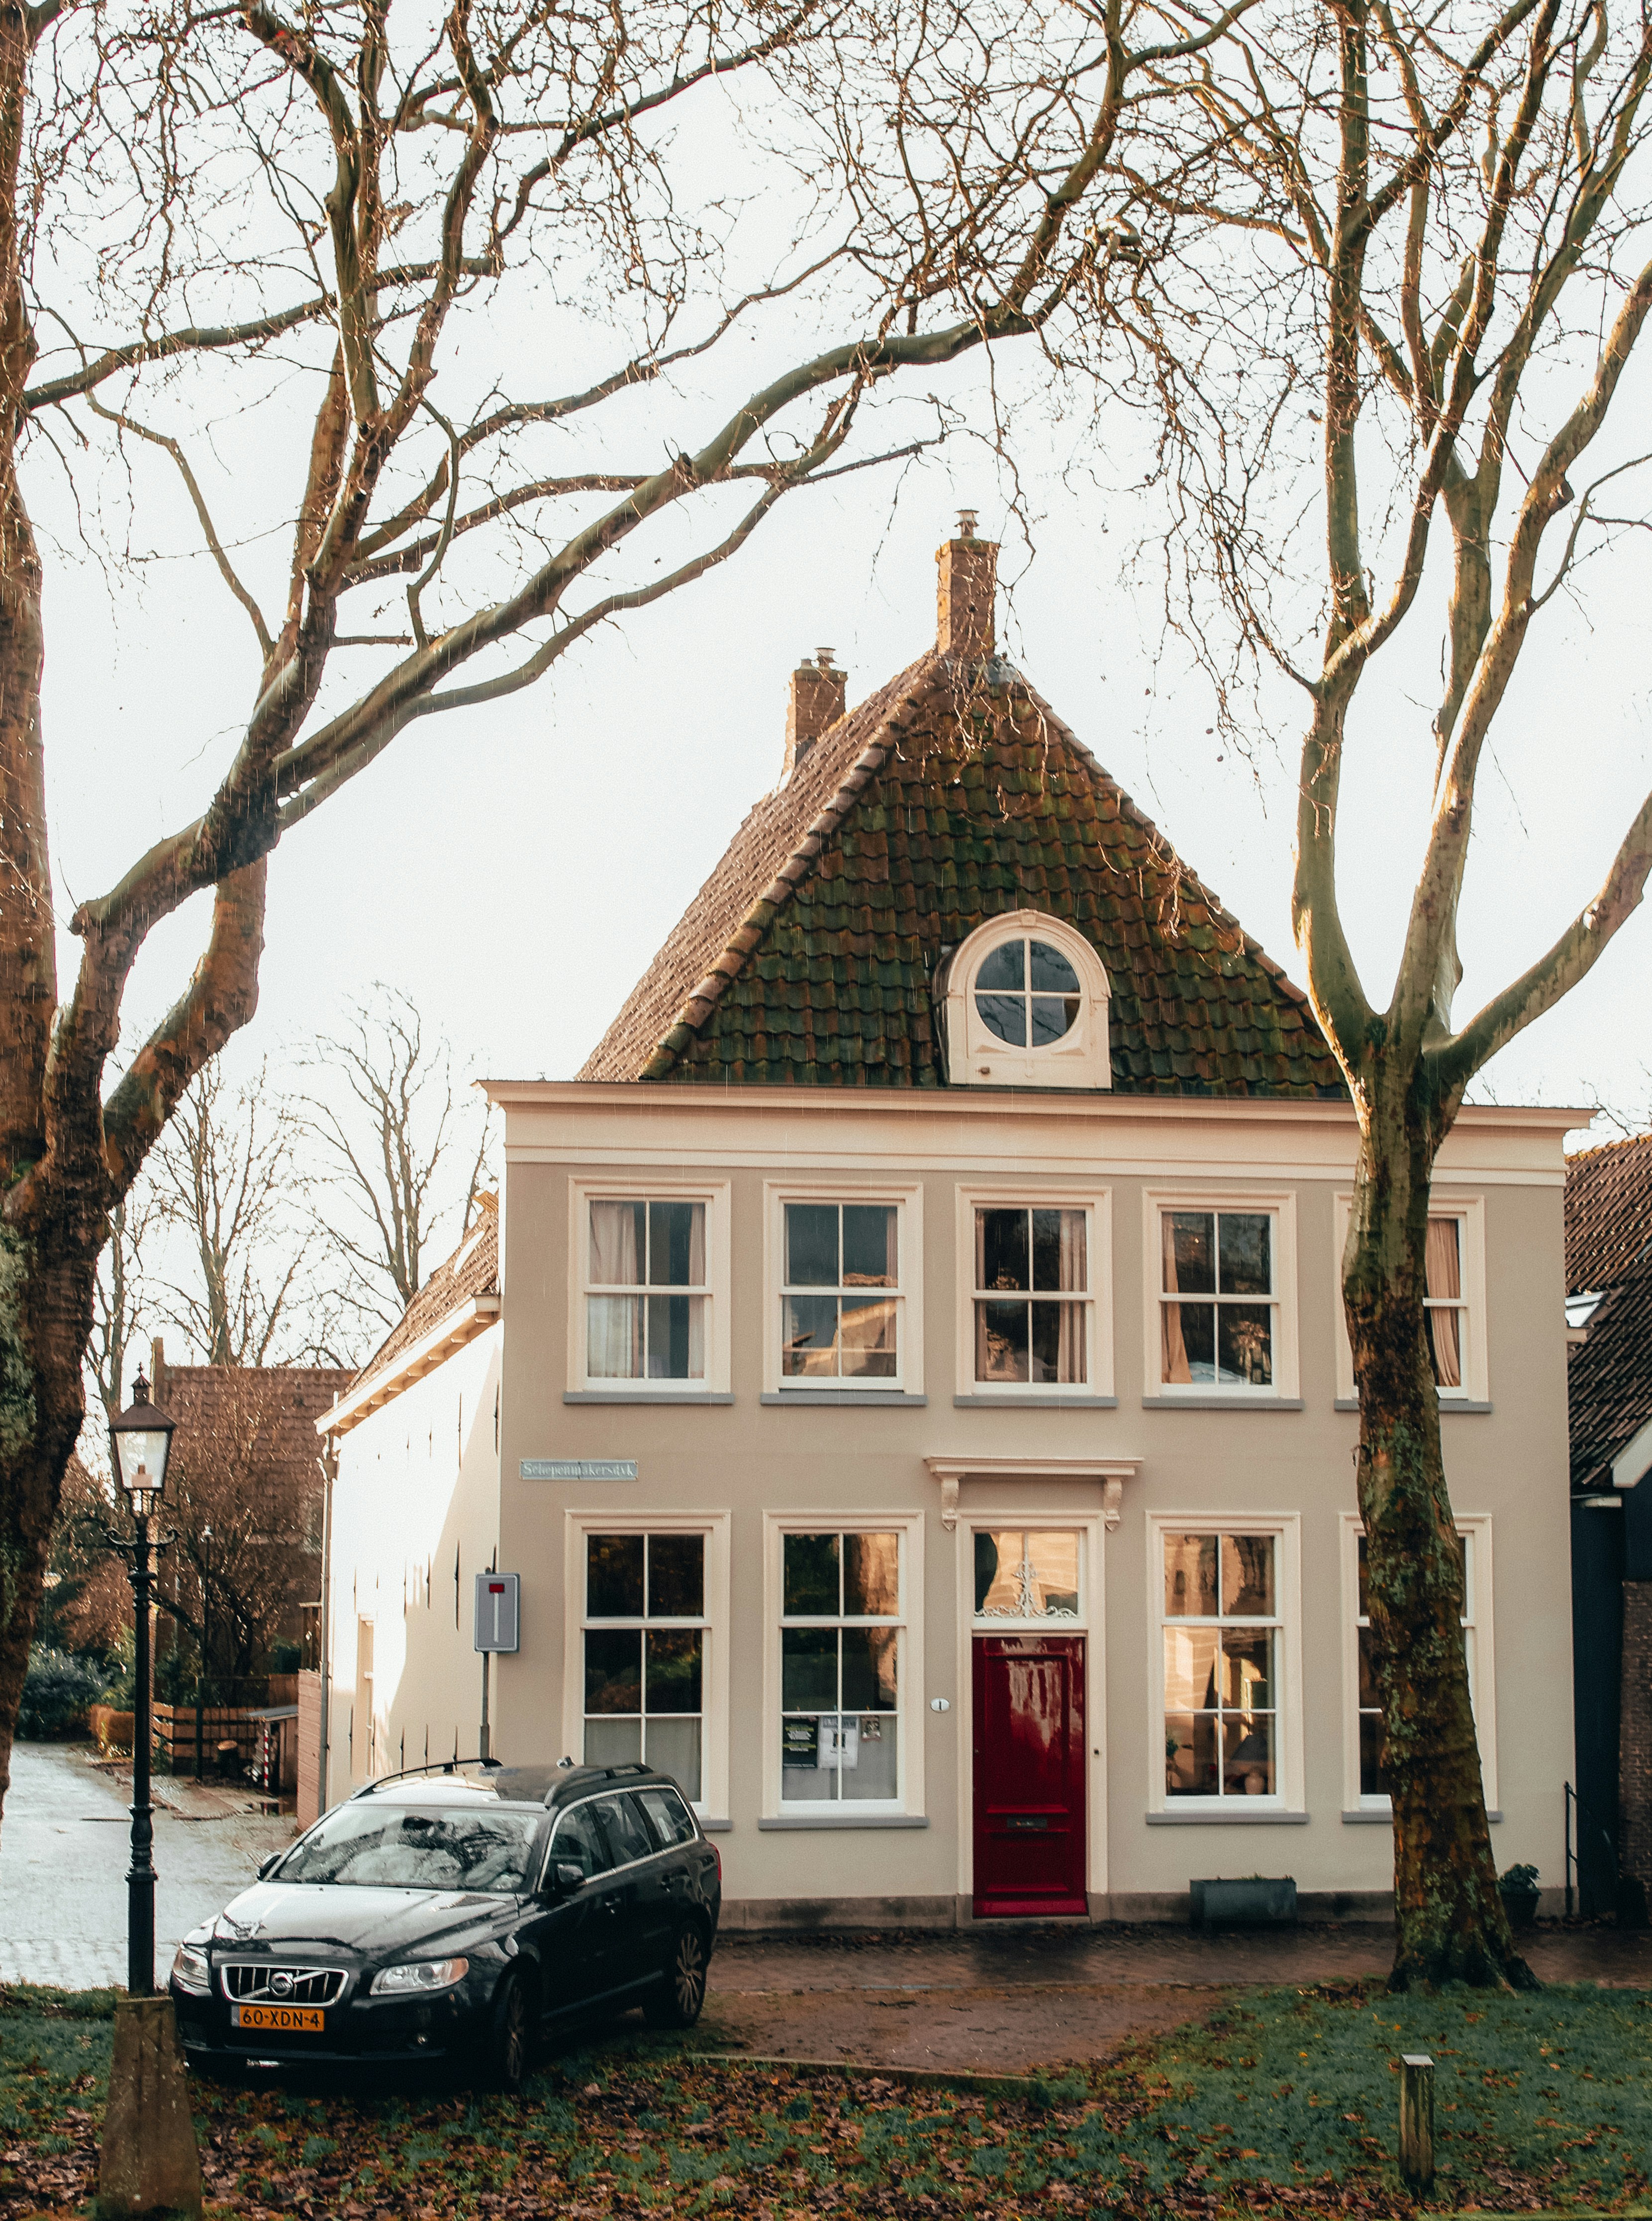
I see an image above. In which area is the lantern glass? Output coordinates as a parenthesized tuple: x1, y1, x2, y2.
(115, 1430, 170, 1504)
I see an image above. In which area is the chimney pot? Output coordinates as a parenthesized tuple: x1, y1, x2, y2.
(936, 518, 997, 660)
(783, 648, 847, 780)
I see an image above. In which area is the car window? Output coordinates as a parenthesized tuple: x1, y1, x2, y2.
(281, 1806, 536, 1890)
(548, 1802, 611, 1879)
(637, 1785, 697, 1849)
(594, 1792, 656, 1867)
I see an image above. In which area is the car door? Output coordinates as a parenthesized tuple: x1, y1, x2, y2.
(526, 1799, 620, 2015)
(589, 1791, 671, 1993)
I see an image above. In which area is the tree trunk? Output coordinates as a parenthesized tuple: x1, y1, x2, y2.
(1345, 1089, 1535, 1990)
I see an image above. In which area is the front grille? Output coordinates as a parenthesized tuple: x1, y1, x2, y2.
(220, 1962, 347, 2006)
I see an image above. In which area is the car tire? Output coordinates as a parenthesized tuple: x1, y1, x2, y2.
(487, 1969, 537, 2092)
(644, 1922, 708, 2029)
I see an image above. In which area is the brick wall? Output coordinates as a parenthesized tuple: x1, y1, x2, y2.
(1621, 1582, 1652, 1907)
(296, 1669, 323, 1830)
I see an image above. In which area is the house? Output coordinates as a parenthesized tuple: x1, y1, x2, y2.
(316, 522, 1576, 1925)
(1564, 1132, 1652, 1920)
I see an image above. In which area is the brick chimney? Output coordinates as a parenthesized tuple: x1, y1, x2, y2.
(936, 510, 997, 660)
(783, 648, 846, 778)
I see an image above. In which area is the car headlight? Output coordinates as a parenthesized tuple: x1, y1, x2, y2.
(170, 1943, 210, 1996)
(370, 1957, 469, 1996)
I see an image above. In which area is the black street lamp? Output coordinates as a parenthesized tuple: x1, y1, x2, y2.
(109, 1370, 178, 1997)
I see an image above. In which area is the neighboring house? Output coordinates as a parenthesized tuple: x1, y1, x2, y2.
(320, 523, 1576, 1927)
(1564, 1133, 1652, 1920)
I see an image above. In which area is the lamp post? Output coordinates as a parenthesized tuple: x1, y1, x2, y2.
(109, 1370, 177, 1997)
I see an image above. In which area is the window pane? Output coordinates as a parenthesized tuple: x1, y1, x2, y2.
(646, 1292, 705, 1379)
(1222, 1535, 1276, 1619)
(590, 1201, 645, 1285)
(1359, 1710, 1387, 1797)
(1219, 1628, 1274, 1711)
(977, 1209, 1030, 1291)
(974, 1530, 1020, 1615)
(785, 1203, 839, 1288)
(1029, 940, 1081, 993)
(637, 1785, 697, 1847)
(976, 941, 1025, 991)
(780, 1715, 827, 1782)
(585, 1716, 643, 1768)
(645, 1629, 703, 1715)
(783, 1294, 840, 1377)
(1425, 1217, 1462, 1301)
(649, 1201, 705, 1287)
(840, 1296, 898, 1377)
(844, 1533, 899, 1617)
(1174, 1302, 1216, 1383)
(1167, 1211, 1215, 1295)
(977, 993, 1027, 1045)
(1426, 1304, 1462, 1390)
(645, 1717, 702, 1801)
(1164, 1534, 1218, 1618)
(1357, 1533, 1370, 1617)
(976, 1299, 1030, 1382)
(1031, 996, 1077, 1044)
(584, 1629, 642, 1714)
(842, 1205, 896, 1287)
(1026, 1532, 1080, 1616)
(1218, 1213, 1271, 1296)
(550, 1803, 610, 1877)
(1164, 1625, 1220, 1712)
(783, 1534, 839, 1616)
(1223, 1715, 1275, 1796)
(1217, 1304, 1273, 1387)
(1030, 1299, 1086, 1384)
(587, 1294, 643, 1379)
(781, 1627, 838, 1711)
(1166, 1711, 1219, 1797)
(1357, 1624, 1380, 1709)
(1031, 1208, 1086, 1292)
(594, 1792, 655, 1866)
(842, 1714, 899, 1801)
(841, 1627, 898, 1711)
(588, 1535, 645, 1619)
(647, 1534, 704, 1619)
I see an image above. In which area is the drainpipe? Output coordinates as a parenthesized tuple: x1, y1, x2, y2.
(317, 1417, 338, 1818)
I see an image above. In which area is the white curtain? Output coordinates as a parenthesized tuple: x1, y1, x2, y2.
(589, 1202, 643, 1378)
(685, 1203, 707, 1288)
(1161, 1214, 1191, 1383)
(1426, 1217, 1462, 1388)
(1057, 1209, 1087, 1383)
(590, 1201, 642, 1285)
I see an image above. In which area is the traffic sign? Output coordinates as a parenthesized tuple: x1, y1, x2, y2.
(474, 1571, 520, 1653)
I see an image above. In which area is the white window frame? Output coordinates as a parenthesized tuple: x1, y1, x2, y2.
(762, 1180, 924, 1398)
(761, 1511, 925, 1822)
(955, 1184, 1114, 1401)
(1339, 1511, 1496, 1814)
(1143, 1190, 1299, 1403)
(566, 1176, 732, 1396)
(941, 909, 1112, 1089)
(1332, 1193, 1487, 1406)
(560, 1510, 731, 1821)
(1145, 1510, 1304, 1816)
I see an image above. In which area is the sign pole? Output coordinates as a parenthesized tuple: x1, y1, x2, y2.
(480, 1649, 491, 1763)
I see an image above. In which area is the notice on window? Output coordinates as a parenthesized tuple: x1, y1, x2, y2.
(818, 1718, 861, 1771)
(782, 1719, 818, 1770)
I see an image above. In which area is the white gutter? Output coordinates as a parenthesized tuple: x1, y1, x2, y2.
(317, 1293, 501, 1439)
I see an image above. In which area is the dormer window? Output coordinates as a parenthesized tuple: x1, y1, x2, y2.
(941, 910, 1110, 1087)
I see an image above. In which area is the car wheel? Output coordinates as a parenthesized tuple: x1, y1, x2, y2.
(487, 1969, 536, 2092)
(645, 1923, 708, 2029)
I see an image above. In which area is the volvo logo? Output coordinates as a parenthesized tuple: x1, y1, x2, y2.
(270, 1971, 294, 1999)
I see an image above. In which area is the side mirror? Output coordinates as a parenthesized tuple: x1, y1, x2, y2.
(256, 1853, 282, 1881)
(545, 1861, 586, 1897)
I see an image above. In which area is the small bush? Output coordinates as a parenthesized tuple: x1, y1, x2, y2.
(17, 1648, 104, 1740)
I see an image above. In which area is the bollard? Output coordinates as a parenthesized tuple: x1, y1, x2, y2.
(1398, 2053, 1435, 2195)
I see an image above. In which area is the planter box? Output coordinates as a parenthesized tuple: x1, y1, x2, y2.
(1500, 1887, 1540, 1931)
(1190, 1876, 1298, 1930)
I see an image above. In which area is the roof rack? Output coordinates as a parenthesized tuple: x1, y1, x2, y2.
(348, 1755, 503, 1800)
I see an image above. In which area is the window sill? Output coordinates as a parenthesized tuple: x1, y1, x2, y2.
(1146, 1808, 1308, 1826)
(1334, 1398, 1492, 1414)
(697, 1816, 733, 1833)
(761, 1391, 928, 1407)
(953, 1394, 1118, 1410)
(1343, 1804, 1499, 1824)
(759, 1813, 928, 1830)
(1141, 1396, 1304, 1412)
(563, 1390, 735, 1405)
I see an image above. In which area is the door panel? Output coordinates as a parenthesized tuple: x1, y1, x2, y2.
(972, 1634, 1087, 1918)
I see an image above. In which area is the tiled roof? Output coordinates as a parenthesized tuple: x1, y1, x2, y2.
(351, 1197, 499, 1393)
(1565, 1134, 1652, 1487)
(581, 651, 1345, 1096)
(152, 1360, 353, 1487)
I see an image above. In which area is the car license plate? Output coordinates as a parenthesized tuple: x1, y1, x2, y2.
(230, 2003, 325, 2033)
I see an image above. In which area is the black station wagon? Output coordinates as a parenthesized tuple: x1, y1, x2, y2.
(169, 1760, 720, 2087)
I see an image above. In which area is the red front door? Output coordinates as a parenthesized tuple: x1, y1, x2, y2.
(972, 1634, 1087, 1918)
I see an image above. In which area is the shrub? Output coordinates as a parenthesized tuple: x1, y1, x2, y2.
(17, 1647, 105, 1740)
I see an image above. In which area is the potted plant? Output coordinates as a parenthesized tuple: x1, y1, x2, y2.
(1498, 1862, 1541, 1930)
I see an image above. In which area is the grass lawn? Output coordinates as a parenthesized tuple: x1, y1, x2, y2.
(1, 1977, 1649, 2217)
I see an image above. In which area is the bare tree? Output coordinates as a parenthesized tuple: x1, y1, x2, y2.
(86, 1188, 161, 1435)
(299, 987, 492, 1346)
(1068, 0, 1652, 1985)
(0, 0, 1250, 1816)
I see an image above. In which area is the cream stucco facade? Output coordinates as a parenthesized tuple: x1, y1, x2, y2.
(321, 1079, 1578, 1926)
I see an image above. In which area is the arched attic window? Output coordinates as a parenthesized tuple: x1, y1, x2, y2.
(940, 910, 1111, 1088)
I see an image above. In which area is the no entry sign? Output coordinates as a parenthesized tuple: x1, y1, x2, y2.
(474, 1572, 521, 1653)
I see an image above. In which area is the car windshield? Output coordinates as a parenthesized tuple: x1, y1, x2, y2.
(278, 1804, 537, 1891)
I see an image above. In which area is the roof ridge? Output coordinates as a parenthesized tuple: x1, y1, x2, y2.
(1567, 1128, 1652, 1164)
